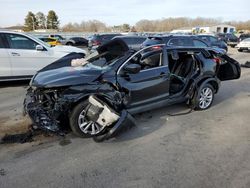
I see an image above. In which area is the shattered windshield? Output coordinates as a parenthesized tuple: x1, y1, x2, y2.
(72, 51, 123, 69)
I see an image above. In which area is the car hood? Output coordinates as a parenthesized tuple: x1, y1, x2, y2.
(52, 45, 86, 54)
(31, 65, 105, 88)
(31, 39, 129, 88)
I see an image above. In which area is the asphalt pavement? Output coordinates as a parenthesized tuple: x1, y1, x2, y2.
(0, 48, 250, 188)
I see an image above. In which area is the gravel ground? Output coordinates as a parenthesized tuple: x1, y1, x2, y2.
(0, 48, 250, 188)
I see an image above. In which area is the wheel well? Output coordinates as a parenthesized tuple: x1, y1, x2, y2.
(197, 78, 219, 93)
(207, 80, 219, 93)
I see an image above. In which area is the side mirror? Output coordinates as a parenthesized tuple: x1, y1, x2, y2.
(36, 45, 44, 51)
(123, 64, 141, 74)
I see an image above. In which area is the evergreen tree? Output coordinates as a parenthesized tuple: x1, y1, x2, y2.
(24, 11, 37, 31)
(46, 10, 59, 29)
(36, 12, 46, 29)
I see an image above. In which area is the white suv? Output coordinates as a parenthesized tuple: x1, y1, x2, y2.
(0, 30, 86, 81)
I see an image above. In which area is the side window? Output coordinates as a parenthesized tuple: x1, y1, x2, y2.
(200, 36, 209, 42)
(140, 53, 162, 70)
(209, 36, 218, 42)
(193, 40, 208, 47)
(124, 51, 163, 72)
(168, 38, 179, 46)
(178, 38, 192, 46)
(6, 34, 38, 50)
(0, 34, 6, 48)
(126, 38, 134, 45)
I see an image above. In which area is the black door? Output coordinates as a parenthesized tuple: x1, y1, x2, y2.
(217, 55, 241, 81)
(117, 49, 170, 109)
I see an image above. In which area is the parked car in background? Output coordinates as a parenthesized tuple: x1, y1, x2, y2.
(47, 34, 82, 46)
(141, 35, 226, 53)
(0, 31, 86, 81)
(88, 33, 122, 51)
(112, 35, 146, 50)
(236, 38, 250, 52)
(39, 37, 62, 46)
(196, 34, 228, 52)
(238, 33, 250, 42)
(216, 33, 239, 47)
(67, 37, 88, 47)
(24, 39, 240, 141)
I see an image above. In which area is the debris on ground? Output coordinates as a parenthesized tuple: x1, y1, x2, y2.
(241, 61, 250, 68)
(0, 128, 59, 144)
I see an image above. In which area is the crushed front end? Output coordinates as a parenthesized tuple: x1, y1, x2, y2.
(23, 87, 71, 134)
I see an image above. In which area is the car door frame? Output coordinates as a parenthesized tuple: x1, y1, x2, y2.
(0, 33, 12, 79)
(116, 44, 172, 114)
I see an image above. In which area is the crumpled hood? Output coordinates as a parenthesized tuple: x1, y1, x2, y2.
(32, 65, 104, 88)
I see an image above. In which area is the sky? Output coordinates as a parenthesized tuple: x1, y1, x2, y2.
(0, 0, 249, 27)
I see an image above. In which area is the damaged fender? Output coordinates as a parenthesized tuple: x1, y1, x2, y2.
(86, 95, 136, 141)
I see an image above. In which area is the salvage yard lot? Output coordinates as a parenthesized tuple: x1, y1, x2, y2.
(0, 48, 250, 188)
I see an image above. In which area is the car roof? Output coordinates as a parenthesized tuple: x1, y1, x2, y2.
(114, 35, 146, 39)
(0, 30, 26, 34)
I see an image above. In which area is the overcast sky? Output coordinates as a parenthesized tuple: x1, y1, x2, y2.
(0, 0, 249, 27)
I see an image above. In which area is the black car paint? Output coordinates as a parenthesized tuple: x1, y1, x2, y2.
(24, 39, 241, 141)
(142, 35, 228, 52)
(196, 35, 228, 52)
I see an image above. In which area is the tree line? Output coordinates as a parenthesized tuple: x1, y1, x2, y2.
(62, 17, 250, 32)
(24, 10, 59, 31)
(23, 11, 250, 32)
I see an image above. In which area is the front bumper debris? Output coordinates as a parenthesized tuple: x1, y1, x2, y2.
(23, 89, 61, 133)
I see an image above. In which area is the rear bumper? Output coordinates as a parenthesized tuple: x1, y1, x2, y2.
(227, 42, 238, 46)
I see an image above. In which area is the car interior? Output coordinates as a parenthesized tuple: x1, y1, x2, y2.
(123, 50, 198, 94)
(168, 51, 198, 94)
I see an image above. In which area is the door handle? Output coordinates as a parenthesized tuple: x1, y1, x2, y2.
(11, 52, 20, 56)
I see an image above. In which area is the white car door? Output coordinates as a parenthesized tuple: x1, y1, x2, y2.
(0, 34, 11, 78)
(5, 33, 57, 76)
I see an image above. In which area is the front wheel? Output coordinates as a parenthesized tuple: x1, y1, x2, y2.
(194, 84, 215, 110)
(69, 101, 106, 138)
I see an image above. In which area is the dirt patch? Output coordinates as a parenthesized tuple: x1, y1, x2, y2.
(0, 116, 32, 138)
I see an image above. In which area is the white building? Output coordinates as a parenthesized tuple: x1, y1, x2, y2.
(172, 24, 236, 34)
(192, 24, 236, 34)
(171, 27, 193, 34)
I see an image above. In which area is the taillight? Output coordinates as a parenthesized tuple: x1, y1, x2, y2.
(151, 46, 162, 50)
(213, 58, 221, 64)
(92, 40, 101, 46)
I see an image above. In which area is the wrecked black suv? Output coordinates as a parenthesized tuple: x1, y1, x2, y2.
(24, 39, 241, 141)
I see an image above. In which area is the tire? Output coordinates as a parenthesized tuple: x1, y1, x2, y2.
(69, 100, 106, 138)
(66, 42, 73, 46)
(238, 49, 243, 52)
(194, 84, 215, 110)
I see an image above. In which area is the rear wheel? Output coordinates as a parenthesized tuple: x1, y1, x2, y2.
(238, 49, 243, 52)
(66, 42, 73, 46)
(69, 101, 106, 138)
(194, 84, 214, 110)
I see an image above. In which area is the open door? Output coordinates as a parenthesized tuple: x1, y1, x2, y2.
(217, 54, 241, 81)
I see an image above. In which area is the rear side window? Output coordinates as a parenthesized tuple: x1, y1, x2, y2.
(168, 38, 192, 46)
(6, 34, 38, 50)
